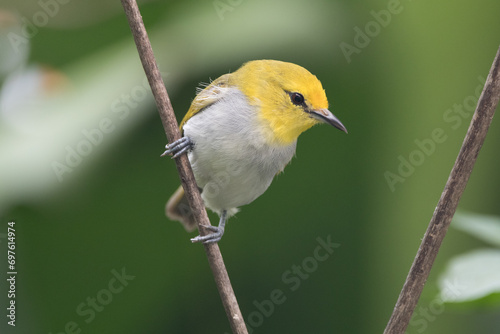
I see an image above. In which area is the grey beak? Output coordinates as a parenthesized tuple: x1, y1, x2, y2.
(310, 108, 348, 133)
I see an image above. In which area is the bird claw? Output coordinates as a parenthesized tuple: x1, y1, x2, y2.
(161, 137, 193, 159)
(191, 225, 225, 244)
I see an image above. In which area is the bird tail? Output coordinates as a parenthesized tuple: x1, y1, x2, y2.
(165, 186, 197, 232)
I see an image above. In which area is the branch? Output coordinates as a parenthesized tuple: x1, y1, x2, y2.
(384, 45, 500, 333)
(120, 1, 248, 333)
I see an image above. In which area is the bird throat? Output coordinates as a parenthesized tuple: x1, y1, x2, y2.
(258, 105, 317, 145)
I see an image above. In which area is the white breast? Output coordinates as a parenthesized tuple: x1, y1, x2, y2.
(182, 87, 297, 216)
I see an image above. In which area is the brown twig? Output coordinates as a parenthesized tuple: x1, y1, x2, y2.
(384, 45, 500, 333)
(120, 1, 248, 333)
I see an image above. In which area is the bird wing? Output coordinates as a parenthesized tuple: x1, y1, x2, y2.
(179, 73, 232, 131)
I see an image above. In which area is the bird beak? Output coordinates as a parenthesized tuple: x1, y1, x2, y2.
(310, 108, 348, 133)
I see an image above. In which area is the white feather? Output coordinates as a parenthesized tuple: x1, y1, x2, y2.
(183, 87, 296, 217)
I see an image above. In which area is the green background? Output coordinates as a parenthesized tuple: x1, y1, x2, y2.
(1, 0, 499, 333)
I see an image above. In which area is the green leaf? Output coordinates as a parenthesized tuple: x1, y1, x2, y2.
(453, 211, 500, 247)
(438, 249, 500, 304)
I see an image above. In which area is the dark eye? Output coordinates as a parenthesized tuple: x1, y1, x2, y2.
(290, 92, 305, 106)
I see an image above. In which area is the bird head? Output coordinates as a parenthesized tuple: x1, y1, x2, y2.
(232, 60, 347, 145)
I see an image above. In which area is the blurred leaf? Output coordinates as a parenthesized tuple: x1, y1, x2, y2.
(453, 211, 500, 247)
(438, 249, 500, 304)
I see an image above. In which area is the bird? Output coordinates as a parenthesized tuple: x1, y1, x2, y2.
(162, 59, 347, 244)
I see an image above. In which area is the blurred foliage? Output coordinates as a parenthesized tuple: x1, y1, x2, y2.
(438, 212, 500, 306)
(0, 0, 499, 333)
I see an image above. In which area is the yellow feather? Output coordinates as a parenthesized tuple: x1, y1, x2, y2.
(233, 60, 329, 145)
(181, 60, 329, 145)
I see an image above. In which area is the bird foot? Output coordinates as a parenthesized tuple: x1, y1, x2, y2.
(161, 137, 193, 159)
(191, 225, 225, 244)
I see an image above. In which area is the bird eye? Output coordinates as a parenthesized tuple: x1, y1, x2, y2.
(290, 92, 305, 106)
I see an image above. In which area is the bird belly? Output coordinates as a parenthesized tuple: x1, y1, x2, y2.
(182, 88, 297, 215)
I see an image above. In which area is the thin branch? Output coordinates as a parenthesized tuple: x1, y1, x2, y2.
(120, 1, 248, 333)
(384, 45, 500, 333)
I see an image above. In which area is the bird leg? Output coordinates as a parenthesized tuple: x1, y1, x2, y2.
(191, 210, 227, 244)
(161, 136, 193, 159)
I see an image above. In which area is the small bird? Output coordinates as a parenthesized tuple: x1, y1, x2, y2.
(162, 60, 347, 243)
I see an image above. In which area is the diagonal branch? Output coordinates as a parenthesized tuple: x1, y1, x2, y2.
(384, 45, 500, 333)
(120, 1, 248, 333)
